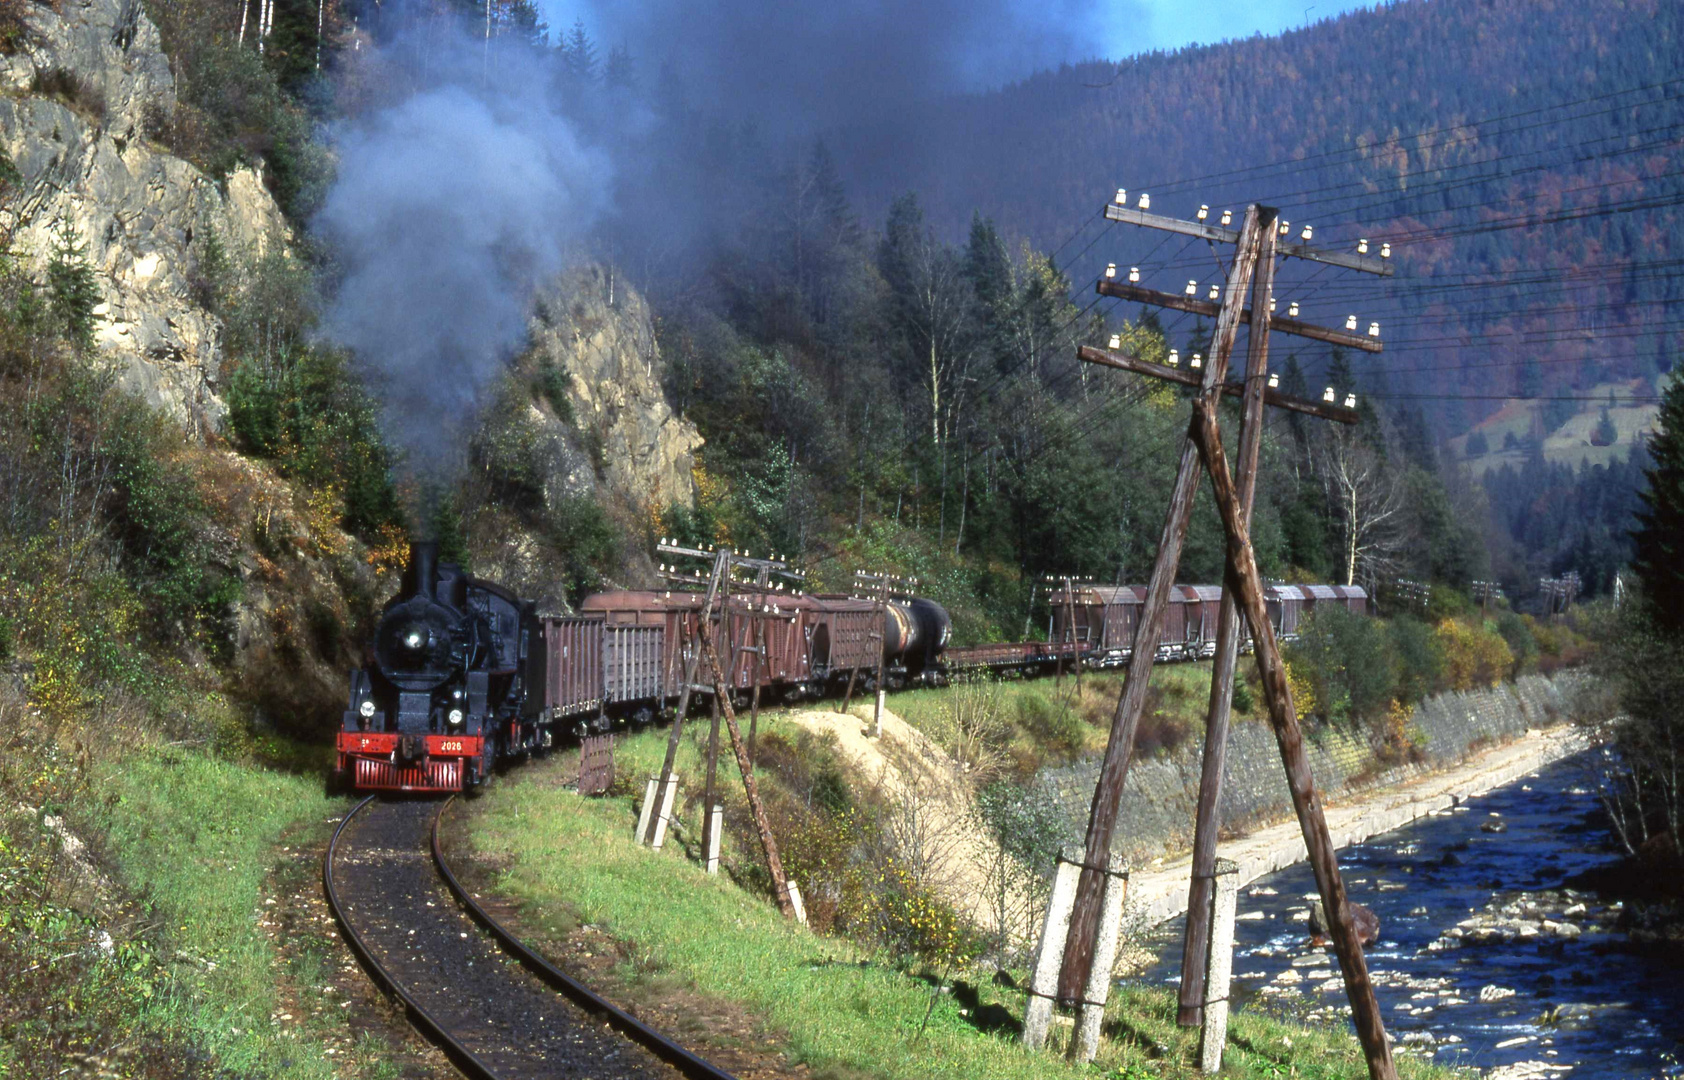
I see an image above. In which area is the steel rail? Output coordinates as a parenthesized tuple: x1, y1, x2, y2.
(322, 796, 502, 1080)
(430, 797, 739, 1080)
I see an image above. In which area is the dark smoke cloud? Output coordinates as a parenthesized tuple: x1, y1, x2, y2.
(315, 40, 613, 471)
(578, 0, 1122, 134)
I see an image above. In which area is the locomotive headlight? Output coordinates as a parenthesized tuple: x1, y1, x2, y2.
(359, 699, 376, 719)
(402, 626, 427, 651)
(447, 709, 465, 726)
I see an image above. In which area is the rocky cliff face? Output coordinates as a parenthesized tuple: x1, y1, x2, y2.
(467, 266, 702, 606)
(530, 265, 701, 514)
(0, 0, 288, 435)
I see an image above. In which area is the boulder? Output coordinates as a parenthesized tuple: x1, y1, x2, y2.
(1308, 898, 1380, 946)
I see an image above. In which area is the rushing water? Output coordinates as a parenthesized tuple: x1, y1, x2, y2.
(1132, 750, 1684, 1077)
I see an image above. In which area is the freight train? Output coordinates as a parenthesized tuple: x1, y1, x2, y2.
(336, 543, 1366, 793)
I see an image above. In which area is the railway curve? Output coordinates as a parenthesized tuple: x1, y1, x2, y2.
(324, 796, 735, 1080)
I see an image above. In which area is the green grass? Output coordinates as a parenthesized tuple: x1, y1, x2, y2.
(66, 745, 367, 1077)
(467, 732, 1457, 1080)
(892, 663, 1254, 771)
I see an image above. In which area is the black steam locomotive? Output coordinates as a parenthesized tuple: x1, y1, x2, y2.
(338, 543, 547, 791)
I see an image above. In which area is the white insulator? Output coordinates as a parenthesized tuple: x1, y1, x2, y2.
(1115, 188, 1127, 205)
(1288, 301, 1300, 317)
(1108, 333, 1121, 349)
(1345, 393, 1357, 408)
(1129, 266, 1140, 283)
(1138, 192, 1150, 209)
(1220, 209, 1232, 226)
(1323, 387, 1336, 403)
(1368, 321, 1381, 338)
(1185, 280, 1198, 296)
(1381, 242, 1392, 258)
(1208, 284, 1219, 300)
(1268, 372, 1280, 388)
(1167, 349, 1180, 367)
(1301, 224, 1313, 241)
(1105, 263, 1117, 279)
(1197, 205, 1209, 221)
(1358, 238, 1369, 254)
(1190, 353, 1203, 369)
(1346, 314, 1358, 330)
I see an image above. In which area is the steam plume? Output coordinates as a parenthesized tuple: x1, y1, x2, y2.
(315, 40, 613, 471)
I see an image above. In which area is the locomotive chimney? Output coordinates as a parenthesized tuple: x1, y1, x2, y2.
(406, 541, 439, 601)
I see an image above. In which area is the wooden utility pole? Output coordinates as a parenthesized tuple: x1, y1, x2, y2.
(853, 570, 914, 738)
(696, 629, 798, 918)
(1056, 206, 1267, 1007)
(1177, 209, 1278, 1026)
(1064, 198, 1397, 1080)
(1188, 395, 1395, 1080)
(644, 549, 727, 846)
(648, 542, 804, 849)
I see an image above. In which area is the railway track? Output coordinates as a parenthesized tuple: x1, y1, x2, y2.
(324, 796, 736, 1080)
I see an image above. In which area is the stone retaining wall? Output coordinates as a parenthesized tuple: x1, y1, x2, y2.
(1034, 670, 1587, 866)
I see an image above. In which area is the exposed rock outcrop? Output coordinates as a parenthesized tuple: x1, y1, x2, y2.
(0, 0, 289, 434)
(467, 265, 701, 606)
(529, 265, 701, 515)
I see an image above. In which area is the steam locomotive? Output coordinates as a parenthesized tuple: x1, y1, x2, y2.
(336, 543, 1365, 794)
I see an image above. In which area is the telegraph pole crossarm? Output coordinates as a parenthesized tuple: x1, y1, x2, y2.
(1102, 200, 1394, 276)
(1095, 280, 1383, 353)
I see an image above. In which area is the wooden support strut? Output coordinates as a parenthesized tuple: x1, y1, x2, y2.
(696, 630, 798, 918)
(645, 551, 727, 846)
(1189, 395, 1397, 1080)
(1177, 208, 1278, 1026)
(1055, 205, 1268, 1005)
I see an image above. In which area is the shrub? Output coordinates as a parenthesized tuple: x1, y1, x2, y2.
(1015, 692, 1085, 759)
(225, 348, 402, 539)
(1388, 615, 1446, 703)
(1495, 610, 1538, 674)
(1287, 604, 1397, 725)
(1435, 617, 1514, 691)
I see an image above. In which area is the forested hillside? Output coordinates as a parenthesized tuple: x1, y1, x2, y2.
(600, 0, 1680, 605)
(859, 0, 1680, 421)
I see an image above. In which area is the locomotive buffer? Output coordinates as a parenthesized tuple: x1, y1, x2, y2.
(1039, 198, 1398, 1080)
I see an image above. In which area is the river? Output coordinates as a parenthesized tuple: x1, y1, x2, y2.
(1132, 750, 1684, 1077)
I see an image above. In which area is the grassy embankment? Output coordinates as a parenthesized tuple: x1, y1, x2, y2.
(2, 693, 397, 1077)
(467, 722, 1453, 1080)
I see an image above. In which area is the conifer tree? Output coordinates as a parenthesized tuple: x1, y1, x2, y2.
(47, 219, 100, 350)
(1631, 376, 1684, 631)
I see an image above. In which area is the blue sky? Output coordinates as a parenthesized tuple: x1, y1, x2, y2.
(1120, 0, 1377, 56)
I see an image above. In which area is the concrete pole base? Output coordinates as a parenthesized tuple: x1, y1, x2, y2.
(1072, 854, 1131, 1063)
(1023, 848, 1083, 1050)
(636, 774, 680, 849)
(705, 804, 723, 874)
(1199, 858, 1240, 1073)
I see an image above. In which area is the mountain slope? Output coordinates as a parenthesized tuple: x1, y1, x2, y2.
(843, 0, 1682, 437)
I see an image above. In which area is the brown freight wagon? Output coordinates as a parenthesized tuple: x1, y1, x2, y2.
(539, 615, 605, 721)
(1333, 584, 1369, 615)
(1083, 586, 1144, 666)
(1182, 585, 1224, 658)
(1267, 584, 1308, 639)
(804, 595, 881, 680)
